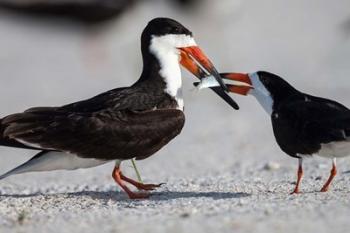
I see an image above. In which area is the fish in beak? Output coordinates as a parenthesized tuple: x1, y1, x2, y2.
(179, 46, 240, 110)
(194, 73, 253, 95)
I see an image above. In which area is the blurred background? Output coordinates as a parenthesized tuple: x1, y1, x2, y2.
(0, 0, 350, 191)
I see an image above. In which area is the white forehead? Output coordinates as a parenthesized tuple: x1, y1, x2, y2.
(150, 34, 197, 49)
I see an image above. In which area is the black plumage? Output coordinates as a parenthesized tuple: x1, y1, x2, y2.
(261, 71, 350, 193)
(0, 20, 186, 161)
(251, 71, 350, 159)
(272, 95, 350, 158)
(2, 97, 185, 161)
(222, 71, 350, 193)
(0, 54, 186, 199)
(0, 18, 233, 199)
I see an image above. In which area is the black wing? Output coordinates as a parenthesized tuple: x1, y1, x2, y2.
(0, 118, 47, 150)
(2, 108, 185, 160)
(59, 86, 165, 112)
(272, 95, 350, 157)
(0, 86, 174, 151)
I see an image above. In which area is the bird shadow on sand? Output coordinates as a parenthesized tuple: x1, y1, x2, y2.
(0, 190, 251, 202)
(71, 190, 251, 202)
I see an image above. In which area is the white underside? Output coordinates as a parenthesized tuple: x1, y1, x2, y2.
(295, 139, 350, 159)
(317, 140, 350, 158)
(0, 151, 111, 180)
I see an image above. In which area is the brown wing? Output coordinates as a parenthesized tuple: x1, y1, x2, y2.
(1, 109, 185, 160)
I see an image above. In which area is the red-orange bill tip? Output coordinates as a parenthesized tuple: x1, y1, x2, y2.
(220, 73, 252, 86)
(220, 73, 253, 96)
(179, 46, 228, 91)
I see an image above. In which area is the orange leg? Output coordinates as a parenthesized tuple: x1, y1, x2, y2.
(320, 158, 337, 192)
(112, 166, 150, 199)
(119, 173, 163, 191)
(291, 158, 303, 194)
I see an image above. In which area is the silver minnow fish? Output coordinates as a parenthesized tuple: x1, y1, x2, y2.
(194, 75, 221, 90)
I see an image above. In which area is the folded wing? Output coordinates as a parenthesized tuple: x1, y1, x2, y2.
(1, 108, 185, 161)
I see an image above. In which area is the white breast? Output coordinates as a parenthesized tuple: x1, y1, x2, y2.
(149, 34, 197, 111)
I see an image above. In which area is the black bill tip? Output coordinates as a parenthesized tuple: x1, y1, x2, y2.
(212, 69, 229, 92)
(193, 82, 239, 110)
(210, 86, 239, 110)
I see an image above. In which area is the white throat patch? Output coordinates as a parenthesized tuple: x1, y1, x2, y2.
(149, 34, 197, 110)
(248, 72, 273, 115)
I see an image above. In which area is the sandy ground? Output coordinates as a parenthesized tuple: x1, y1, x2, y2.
(1, 0, 350, 232)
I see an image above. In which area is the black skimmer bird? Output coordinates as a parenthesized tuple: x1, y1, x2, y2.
(201, 71, 350, 194)
(0, 17, 234, 199)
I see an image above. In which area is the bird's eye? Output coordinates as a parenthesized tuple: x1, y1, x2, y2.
(260, 77, 269, 84)
(172, 27, 180, 33)
(163, 26, 172, 33)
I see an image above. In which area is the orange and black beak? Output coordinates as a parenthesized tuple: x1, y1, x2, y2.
(179, 46, 239, 110)
(220, 73, 253, 96)
(179, 46, 228, 91)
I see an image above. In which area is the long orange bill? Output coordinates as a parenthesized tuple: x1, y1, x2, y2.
(179, 46, 239, 110)
(179, 46, 228, 91)
(220, 73, 253, 96)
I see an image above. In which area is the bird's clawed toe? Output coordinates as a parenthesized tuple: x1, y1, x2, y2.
(112, 165, 163, 199)
(134, 182, 165, 191)
(119, 172, 164, 191)
(290, 189, 301, 195)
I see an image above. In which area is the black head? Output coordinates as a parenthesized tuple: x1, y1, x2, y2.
(139, 18, 231, 99)
(141, 18, 193, 58)
(221, 71, 299, 99)
(141, 18, 194, 66)
(138, 17, 229, 92)
(255, 71, 299, 101)
(221, 71, 301, 113)
(143, 17, 192, 38)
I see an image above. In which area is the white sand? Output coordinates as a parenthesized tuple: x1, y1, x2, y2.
(1, 0, 350, 232)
